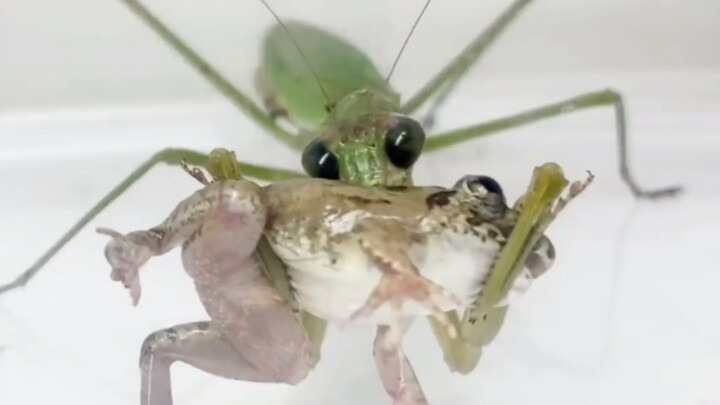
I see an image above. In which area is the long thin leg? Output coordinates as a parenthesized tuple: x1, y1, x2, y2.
(425, 169, 589, 374)
(374, 323, 428, 405)
(401, 0, 534, 115)
(117, 0, 306, 150)
(417, 84, 454, 130)
(430, 167, 592, 374)
(423, 90, 682, 199)
(0, 147, 304, 294)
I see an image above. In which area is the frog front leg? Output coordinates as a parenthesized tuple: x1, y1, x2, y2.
(98, 180, 313, 405)
(374, 322, 428, 405)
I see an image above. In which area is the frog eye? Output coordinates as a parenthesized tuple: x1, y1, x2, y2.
(454, 175, 505, 200)
(384, 117, 426, 169)
(301, 139, 339, 180)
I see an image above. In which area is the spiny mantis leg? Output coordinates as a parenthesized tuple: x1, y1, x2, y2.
(401, 0, 534, 117)
(197, 148, 329, 366)
(426, 308, 508, 374)
(463, 165, 594, 340)
(428, 164, 593, 374)
(397, 0, 680, 199)
(423, 89, 682, 199)
(0, 148, 304, 295)
(117, 0, 307, 151)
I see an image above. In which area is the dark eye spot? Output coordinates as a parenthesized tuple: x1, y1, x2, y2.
(301, 139, 339, 180)
(454, 175, 504, 199)
(473, 176, 503, 196)
(384, 117, 426, 169)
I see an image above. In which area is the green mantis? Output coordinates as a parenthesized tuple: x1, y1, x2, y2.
(2, 0, 680, 375)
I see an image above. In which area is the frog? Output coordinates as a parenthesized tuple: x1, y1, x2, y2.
(96, 154, 588, 405)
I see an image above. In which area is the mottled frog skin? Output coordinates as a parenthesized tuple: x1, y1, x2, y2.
(262, 177, 553, 328)
(98, 174, 555, 405)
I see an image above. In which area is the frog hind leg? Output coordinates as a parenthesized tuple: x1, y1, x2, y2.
(374, 322, 429, 405)
(101, 178, 313, 405)
(140, 313, 312, 405)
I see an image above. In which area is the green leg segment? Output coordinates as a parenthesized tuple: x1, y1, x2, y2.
(393, 0, 555, 375)
(411, 14, 681, 368)
(398, 0, 680, 199)
(301, 311, 329, 366)
(0, 148, 304, 294)
(118, 0, 307, 151)
(427, 308, 508, 374)
(401, 0, 535, 116)
(428, 163, 573, 375)
(424, 90, 682, 199)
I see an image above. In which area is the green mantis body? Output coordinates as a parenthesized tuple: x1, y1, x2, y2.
(2, 0, 680, 375)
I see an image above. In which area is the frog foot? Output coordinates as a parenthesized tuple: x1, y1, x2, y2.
(96, 227, 157, 306)
(349, 253, 461, 339)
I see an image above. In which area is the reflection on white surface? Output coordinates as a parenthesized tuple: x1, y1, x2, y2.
(0, 92, 719, 405)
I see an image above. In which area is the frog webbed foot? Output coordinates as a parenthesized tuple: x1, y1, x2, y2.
(96, 227, 162, 305)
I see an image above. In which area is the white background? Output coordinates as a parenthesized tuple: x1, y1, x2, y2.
(1, 0, 720, 404)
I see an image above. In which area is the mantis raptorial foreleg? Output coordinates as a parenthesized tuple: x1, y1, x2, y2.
(0, 148, 304, 294)
(428, 164, 594, 373)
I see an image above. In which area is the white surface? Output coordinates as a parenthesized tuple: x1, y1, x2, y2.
(1, 0, 720, 109)
(1, 0, 720, 404)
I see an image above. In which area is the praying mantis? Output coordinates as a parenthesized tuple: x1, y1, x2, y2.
(1, 0, 681, 400)
(0, 0, 681, 296)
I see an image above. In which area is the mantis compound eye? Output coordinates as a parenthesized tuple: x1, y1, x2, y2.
(302, 139, 340, 180)
(384, 117, 426, 169)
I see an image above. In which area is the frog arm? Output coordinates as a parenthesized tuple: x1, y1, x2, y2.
(96, 179, 267, 305)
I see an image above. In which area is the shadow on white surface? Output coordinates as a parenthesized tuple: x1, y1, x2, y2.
(0, 92, 719, 405)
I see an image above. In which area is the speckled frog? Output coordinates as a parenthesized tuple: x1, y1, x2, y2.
(98, 162, 569, 405)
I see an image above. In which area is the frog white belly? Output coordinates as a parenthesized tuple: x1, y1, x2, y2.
(272, 229, 525, 325)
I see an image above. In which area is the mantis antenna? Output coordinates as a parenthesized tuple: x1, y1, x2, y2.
(257, 0, 335, 113)
(386, 0, 433, 83)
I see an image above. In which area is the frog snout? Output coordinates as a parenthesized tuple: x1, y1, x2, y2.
(525, 236, 556, 279)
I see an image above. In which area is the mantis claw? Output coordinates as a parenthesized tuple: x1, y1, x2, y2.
(180, 159, 212, 185)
